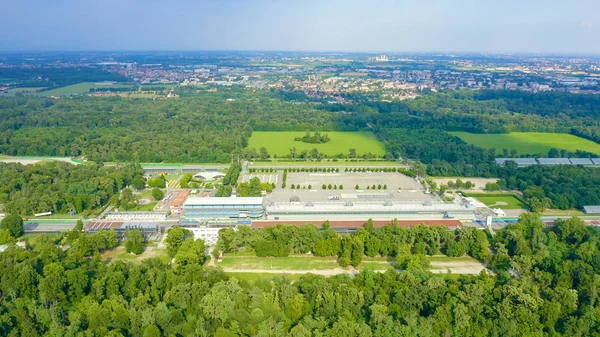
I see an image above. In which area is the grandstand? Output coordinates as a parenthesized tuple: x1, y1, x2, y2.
(495, 158, 538, 165)
(183, 197, 264, 220)
(105, 211, 168, 221)
(85, 221, 161, 240)
(584, 206, 600, 214)
(265, 199, 476, 221)
(496, 158, 600, 166)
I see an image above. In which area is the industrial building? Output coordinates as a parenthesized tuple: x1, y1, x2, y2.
(252, 219, 462, 233)
(170, 190, 190, 214)
(193, 171, 225, 180)
(265, 200, 476, 221)
(183, 197, 264, 220)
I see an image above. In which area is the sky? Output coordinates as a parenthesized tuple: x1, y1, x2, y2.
(1, 0, 599, 54)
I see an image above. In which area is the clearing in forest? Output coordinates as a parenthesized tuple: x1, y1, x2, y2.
(451, 132, 600, 156)
(247, 131, 386, 157)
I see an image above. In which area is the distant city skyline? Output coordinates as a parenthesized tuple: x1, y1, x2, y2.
(1, 0, 600, 54)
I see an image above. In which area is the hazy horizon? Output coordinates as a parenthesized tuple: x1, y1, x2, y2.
(1, 0, 600, 54)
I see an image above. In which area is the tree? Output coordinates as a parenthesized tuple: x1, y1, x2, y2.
(1, 214, 24, 237)
(175, 238, 206, 265)
(328, 184, 332, 189)
(131, 175, 146, 190)
(0, 229, 12, 244)
(259, 147, 270, 160)
(75, 219, 84, 231)
(166, 226, 192, 258)
(152, 188, 164, 201)
(148, 176, 166, 188)
(143, 325, 161, 337)
(339, 185, 343, 190)
(350, 236, 364, 267)
(349, 148, 357, 158)
(339, 236, 352, 267)
(322, 184, 327, 189)
(355, 184, 359, 190)
(125, 229, 145, 254)
(310, 148, 319, 159)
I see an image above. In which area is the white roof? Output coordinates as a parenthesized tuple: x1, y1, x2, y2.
(184, 197, 264, 206)
(193, 171, 225, 180)
(267, 200, 475, 213)
(584, 206, 600, 214)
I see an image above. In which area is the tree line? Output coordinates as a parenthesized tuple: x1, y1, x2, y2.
(215, 220, 489, 267)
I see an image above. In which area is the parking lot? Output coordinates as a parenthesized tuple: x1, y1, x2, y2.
(286, 172, 423, 190)
(266, 172, 436, 204)
(242, 172, 281, 185)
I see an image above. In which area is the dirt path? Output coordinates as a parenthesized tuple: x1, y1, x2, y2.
(429, 261, 488, 274)
(220, 268, 380, 276)
(221, 261, 489, 275)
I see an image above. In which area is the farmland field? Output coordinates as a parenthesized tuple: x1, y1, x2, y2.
(451, 132, 600, 155)
(248, 131, 386, 156)
(40, 82, 136, 96)
(465, 193, 528, 209)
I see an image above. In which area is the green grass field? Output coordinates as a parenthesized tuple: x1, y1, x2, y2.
(248, 132, 386, 157)
(451, 132, 600, 155)
(40, 82, 136, 96)
(136, 202, 157, 211)
(219, 256, 340, 270)
(464, 193, 528, 209)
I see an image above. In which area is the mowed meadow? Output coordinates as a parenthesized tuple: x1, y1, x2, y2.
(247, 131, 386, 156)
(451, 132, 600, 155)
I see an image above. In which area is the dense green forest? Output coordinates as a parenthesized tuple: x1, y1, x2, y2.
(495, 164, 600, 210)
(0, 67, 129, 88)
(0, 93, 336, 163)
(1, 215, 600, 336)
(2, 90, 600, 164)
(0, 162, 142, 215)
(333, 90, 600, 134)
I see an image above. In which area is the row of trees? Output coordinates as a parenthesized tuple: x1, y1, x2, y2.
(215, 220, 489, 266)
(322, 184, 343, 190)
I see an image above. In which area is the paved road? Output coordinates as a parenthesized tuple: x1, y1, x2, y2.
(97, 205, 113, 219)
